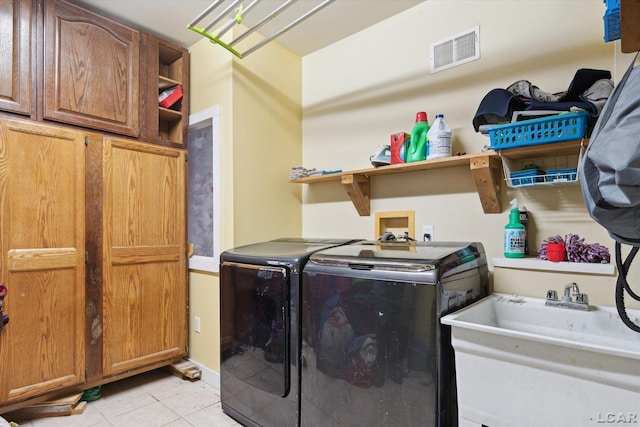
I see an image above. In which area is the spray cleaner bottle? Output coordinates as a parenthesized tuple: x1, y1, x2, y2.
(504, 198, 525, 258)
(519, 204, 529, 255)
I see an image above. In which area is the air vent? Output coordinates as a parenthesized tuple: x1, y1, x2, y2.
(430, 26, 480, 73)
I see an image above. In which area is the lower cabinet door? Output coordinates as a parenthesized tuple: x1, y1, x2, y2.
(101, 137, 187, 375)
(0, 119, 86, 404)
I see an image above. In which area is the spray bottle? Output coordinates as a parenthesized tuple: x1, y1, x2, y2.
(519, 204, 529, 255)
(504, 198, 525, 258)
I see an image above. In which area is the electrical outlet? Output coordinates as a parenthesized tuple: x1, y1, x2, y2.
(422, 225, 434, 242)
(194, 316, 201, 333)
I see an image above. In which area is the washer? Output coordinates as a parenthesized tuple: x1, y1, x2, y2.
(299, 240, 489, 427)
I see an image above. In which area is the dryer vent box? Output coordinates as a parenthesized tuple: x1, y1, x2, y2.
(375, 210, 415, 240)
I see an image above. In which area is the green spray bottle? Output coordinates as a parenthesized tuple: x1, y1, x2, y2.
(504, 198, 525, 258)
(407, 112, 430, 162)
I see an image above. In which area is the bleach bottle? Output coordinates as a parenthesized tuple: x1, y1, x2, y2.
(426, 114, 452, 160)
(504, 198, 525, 258)
(407, 112, 430, 162)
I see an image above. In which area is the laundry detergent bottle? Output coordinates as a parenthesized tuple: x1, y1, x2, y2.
(504, 198, 525, 258)
(407, 112, 430, 162)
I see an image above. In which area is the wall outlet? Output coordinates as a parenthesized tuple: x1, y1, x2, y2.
(422, 225, 434, 242)
(194, 316, 201, 333)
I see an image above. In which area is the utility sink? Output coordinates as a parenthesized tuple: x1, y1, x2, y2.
(442, 293, 640, 427)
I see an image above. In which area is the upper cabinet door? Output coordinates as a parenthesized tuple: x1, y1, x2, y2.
(43, 0, 140, 136)
(0, 0, 33, 115)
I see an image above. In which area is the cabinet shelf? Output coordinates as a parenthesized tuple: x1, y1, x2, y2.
(290, 138, 588, 216)
(159, 107, 182, 121)
(149, 38, 188, 147)
(159, 75, 181, 90)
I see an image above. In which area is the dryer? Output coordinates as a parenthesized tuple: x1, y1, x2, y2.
(219, 238, 358, 427)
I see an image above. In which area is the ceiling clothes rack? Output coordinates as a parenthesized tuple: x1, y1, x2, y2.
(188, 0, 336, 58)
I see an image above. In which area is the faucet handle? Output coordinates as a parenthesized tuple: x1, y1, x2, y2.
(575, 293, 589, 305)
(546, 289, 558, 301)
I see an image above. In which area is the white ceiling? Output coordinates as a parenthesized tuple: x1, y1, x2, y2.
(74, 0, 424, 56)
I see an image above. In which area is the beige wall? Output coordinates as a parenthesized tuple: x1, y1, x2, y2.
(301, 0, 636, 308)
(187, 31, 302, 371)
(187, 0, 639, 374)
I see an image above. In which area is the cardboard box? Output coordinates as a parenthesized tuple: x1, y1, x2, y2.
(390, 132, 410, 164)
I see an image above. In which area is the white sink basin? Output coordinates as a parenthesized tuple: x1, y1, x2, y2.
(442, 293, 640, 427)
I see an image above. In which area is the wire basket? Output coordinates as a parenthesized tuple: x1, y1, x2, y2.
(489, 111, 589, 150)
(502, 144, 584, 188)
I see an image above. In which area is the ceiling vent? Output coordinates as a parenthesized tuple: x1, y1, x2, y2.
(430, 26, 480, 73)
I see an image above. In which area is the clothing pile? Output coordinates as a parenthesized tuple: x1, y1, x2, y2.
(289, 167, 322, 180)
(289, 166, 341, 180)
(473, 68, 614, 134)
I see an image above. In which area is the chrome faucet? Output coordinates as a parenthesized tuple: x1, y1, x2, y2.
(545, 282, 589, 311)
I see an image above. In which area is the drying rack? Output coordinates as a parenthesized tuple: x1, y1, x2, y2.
(187, 0, 335, 58)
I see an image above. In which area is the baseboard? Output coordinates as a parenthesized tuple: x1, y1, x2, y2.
(186, 358, 220, 391)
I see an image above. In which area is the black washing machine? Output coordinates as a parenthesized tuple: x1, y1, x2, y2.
(299, 240, 489, 427)
(219, 238, 359, 427)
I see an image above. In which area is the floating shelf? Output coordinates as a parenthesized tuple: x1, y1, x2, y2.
(291, 152, 502, 216)
(492, 257, 615, 275)
(291, 139, 588, 216)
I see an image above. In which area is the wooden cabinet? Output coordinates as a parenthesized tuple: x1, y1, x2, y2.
(100, 138, 187, 375)
(141, 34, 189, 147)
(0, 0, 33, 115)
(0, 0, 189, 412)
(0, 119, 86, 404)
(43, 0, 140, 137)
(2, 0, 189, 145)
(0, 118, 188, 410)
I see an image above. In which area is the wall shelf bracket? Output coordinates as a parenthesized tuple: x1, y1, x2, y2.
(470, 155, 501, 214)
(341, 173, 370, 216)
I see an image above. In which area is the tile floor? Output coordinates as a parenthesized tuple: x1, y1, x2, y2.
(4, 369, 241, 427)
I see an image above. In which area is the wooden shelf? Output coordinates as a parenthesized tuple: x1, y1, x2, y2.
(159, 107, 182, 121)
(290, 151, 502, 216)
(291, 138, 589, 216)
(497, 139, 587, 161)
(159, 75, 180, 90)
(154, 38, 188, 147)
(492, 257, 615, 275)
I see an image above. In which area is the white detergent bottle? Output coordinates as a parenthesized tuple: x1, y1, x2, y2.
(426, 114, 452, 160)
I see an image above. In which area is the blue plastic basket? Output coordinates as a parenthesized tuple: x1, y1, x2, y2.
(604, 9, 621, 42)
(509, 168, 545, 186)
(545, 168, 578, 183)
(488, 111, 589, 150)
(603, 0, 620, 42)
